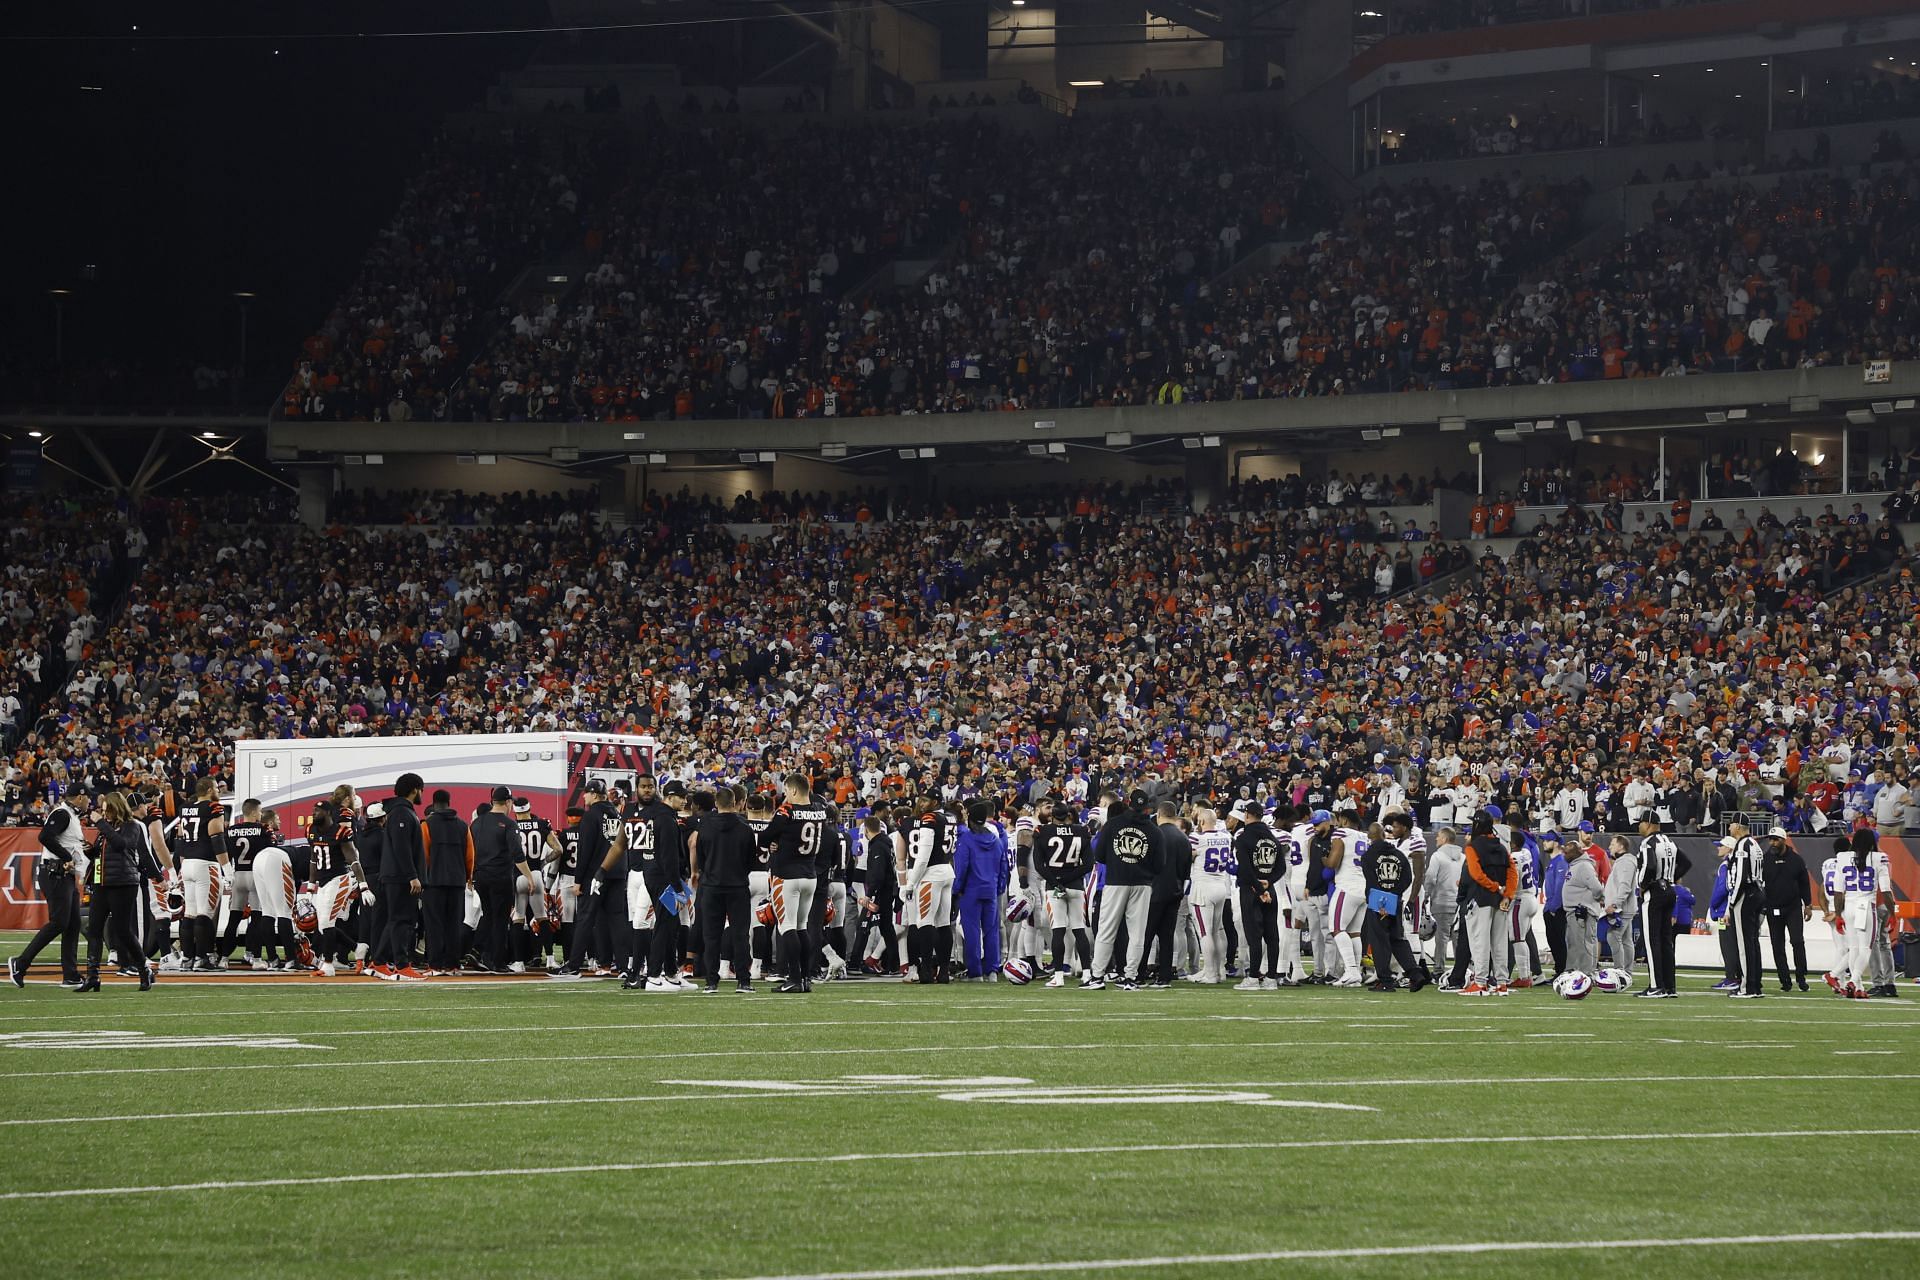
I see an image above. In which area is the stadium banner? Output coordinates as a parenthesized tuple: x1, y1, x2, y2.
(0, 829, 52, 930)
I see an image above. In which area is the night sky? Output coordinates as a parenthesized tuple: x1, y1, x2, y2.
(4, 1, 547, 405)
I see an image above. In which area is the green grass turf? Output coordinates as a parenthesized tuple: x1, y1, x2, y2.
(0, 937, 1914, 1279)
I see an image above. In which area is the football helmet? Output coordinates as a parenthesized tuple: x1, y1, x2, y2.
(1552, 970, 1592, 999)
(1591, 967, 1632, 993)
(1002, 958, 1035, 984)
(1006, 896, 1032, 924)
(293, 897, 319, 935)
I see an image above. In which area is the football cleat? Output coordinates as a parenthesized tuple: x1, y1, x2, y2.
(1045, 971, 1068, 988)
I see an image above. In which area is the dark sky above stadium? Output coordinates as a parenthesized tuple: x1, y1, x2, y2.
(6, 1, 547, 398)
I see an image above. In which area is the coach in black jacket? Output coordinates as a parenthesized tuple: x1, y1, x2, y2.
(1762, 828, 1812, 991)
(379, 774, 426, 977)
(695, 786, 759, 992)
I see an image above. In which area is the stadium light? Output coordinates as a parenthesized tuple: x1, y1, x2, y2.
(821, 442, 848, 458)
(622, 431, 646, 441)
(898, 448, 917, 460)
(1048, 442, 1066, 454)
(1438, 417, 1466, 432)
(918, 447, 936, 458)
(1182, 437, 1202, 449)
(1105, 431, 1131, 446)
(1069, 80, 1104, 87)
(1870, 401, 1894, 415)
(478, 455, 498, 465)
(1845, 408, 1874, 426)
(1202, 435, 1220, 447)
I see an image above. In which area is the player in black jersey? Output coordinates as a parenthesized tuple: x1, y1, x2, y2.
(305, 788, 369, 975)
(549, 807, 584, 967)
(744, 795, 776, 981)
(756, 774, 831, 993)
(219, 799, 269, 966)
(554, 780, 625, 977)
(621, 776, 688, 990)
(510, 798, 562, 971)
(170, 777, 230, 971)
(1032, 799, 1093, 987)
(904, 799, 957, 984)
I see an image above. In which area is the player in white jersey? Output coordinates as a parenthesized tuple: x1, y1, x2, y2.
(1188, 809, 1236, 984)
(1326, 824, 1370, 986)
(1006, 808, 1044, 972)
(1817, 848, 1846, 990)
(1290, 813, 1321, 982)
(1506, 830, 1541, 987)
(1829, 836, 1884, 998)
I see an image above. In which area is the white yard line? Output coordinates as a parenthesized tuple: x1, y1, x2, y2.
(718, 1232, 1920, 1280)
(0, 1131, 1912, 1201)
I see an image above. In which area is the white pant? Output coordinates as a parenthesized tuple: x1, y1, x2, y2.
(1328, 884, 1365, 934)
(1509, 893, 1539, 979)
(180, 859, 221, 920)
(1045, 886, 1088, 931)
(1191, 880, 1230, 982)
(315, 874, 356, 931)
(774, 876, 817, 931)
(628, 870, 657, 929)
(1277, 886, 1305, 980)
(251, 850, 293, 920)
(1842, 900, 1875, 988)
(1304, 896, 1336, 979)
(911, 864, 953, 928)
(1090, 882, 1152, 981)
(229, 868, 259, 918)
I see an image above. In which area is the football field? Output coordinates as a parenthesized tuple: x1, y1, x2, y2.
(0, 957, 1915, 1279)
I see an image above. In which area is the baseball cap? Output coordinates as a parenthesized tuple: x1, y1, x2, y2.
(364, 801, 385, 820)
(1577, 820, 1595, 833)
(583, 778, 608, 796)
(1309, 809, 1333, 825)
(1767, 825, 1789, 838)
(490, 785, 512, 804)
(1718, 836, 1735, 850)
(661, 780, 688, 799)
(1483, 803, 1503, 822)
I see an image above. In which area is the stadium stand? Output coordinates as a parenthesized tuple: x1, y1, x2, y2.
(8, 473, 1916, 838)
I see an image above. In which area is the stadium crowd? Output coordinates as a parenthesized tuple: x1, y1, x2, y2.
(6, 472, 1917, 846)
(276, 96, 1920, 427)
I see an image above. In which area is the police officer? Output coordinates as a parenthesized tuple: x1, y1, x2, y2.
(9, 792, 91, 987)
(1761, 825, 1811, 991)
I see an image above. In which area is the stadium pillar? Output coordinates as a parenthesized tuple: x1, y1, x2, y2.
(297, 468, 330, 529)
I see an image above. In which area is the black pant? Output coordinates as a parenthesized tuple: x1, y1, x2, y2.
(19, 875, 83, 980)
(1644, 886, 1678, 993)
(1544, 908, 1567, 975)
(702, 884, 752, 986)
(1238, 887, 1279, 979)
(475, 878, 513, 970)
(644, 876, 679, 977)
(367, 890, 391, 967)
(1362, 910, 1418, 985)
(1767, 904, 1807, 986)
(853, 888, 899, 968)
(1719, 916, 1742, 981)
(85, 884, 145, 977)
(1143, 884, 1182, 982)
(1732, 889, 1765, 994)
(380, 880, 419, 969)
(566, 882, 599, 969)
(422, 885, 465, 970)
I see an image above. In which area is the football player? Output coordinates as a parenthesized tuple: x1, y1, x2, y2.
(251, 811, 310, 970)
(219, 799, 269, 967)
(510, 797, 563, 972)
(1034, 797, 1093, 987)
(1188, 807, 1235, 984)
(170, 777, 231, 971)
(758, 773, 833, 993)
(1325, 813, 1369, 987)
(903, 794, 956, 985)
